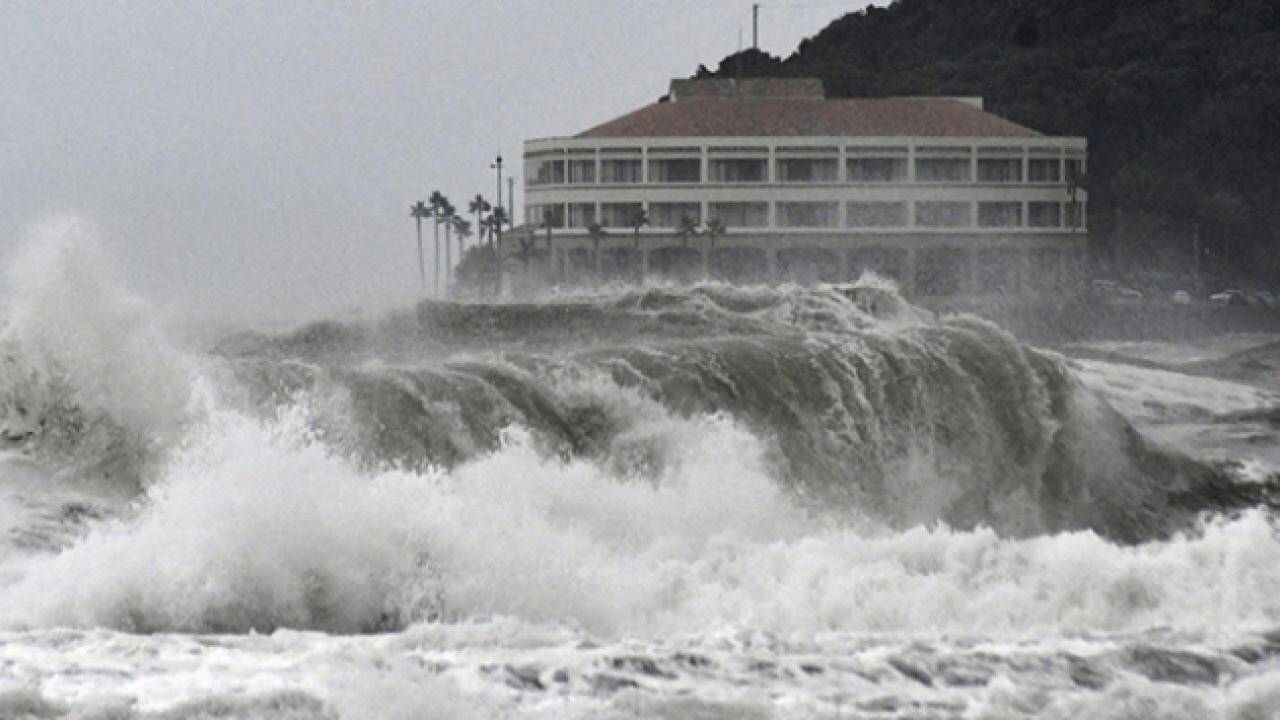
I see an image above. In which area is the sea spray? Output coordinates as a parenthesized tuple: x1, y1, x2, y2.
(0, 218, 197, 486)
(6, 387, 1280, 638)
(2, 228, 1280, 716)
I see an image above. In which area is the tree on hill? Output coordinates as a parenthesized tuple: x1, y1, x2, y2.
(696, 0, 1280, 280)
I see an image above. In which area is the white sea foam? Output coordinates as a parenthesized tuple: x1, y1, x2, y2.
(1, 217, 194, 443)
(3, 217, 1279, 716)
(4, 381, 1279, 641)
(1074, 358, 1280, 423)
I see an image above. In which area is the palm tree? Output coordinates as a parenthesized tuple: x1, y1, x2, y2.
(441, 200, 457, 290)
(703, 218, 726, 281)
(484, 208, 509, 298)
(630, 209, 649, 286)
(676, 214, 700, 248)
(410, 200, 430, 291)
(468, 194, 491, 248)
(428, 191, 446, 296)
(452, 216, 471, 283)
(587, 222, 608, 288)
(489, 207, 508, 248)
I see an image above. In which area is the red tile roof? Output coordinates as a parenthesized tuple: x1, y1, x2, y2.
(576, 96, 1041, 139)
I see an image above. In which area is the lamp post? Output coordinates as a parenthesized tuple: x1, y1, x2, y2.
(491, 154, 505, 249)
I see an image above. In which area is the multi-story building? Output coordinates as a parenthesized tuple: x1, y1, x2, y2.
(510, 77, 1087, 298)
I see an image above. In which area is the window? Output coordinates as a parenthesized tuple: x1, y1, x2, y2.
(601, 202, 644, 228)
(648, 158, 701, 183)
(915, 201, 972, 227)
(846, 201, 908, 228)
(1065, 201, 1085, 228)
(1065, 159, 1084, 185)
(568, 203, 596, 228)
(977, 158, 1022, 183)
(708, 202, 769, 228)
(847, 157, 908, 182)
(978, 202, 1023, 228)
(709, 158, 768, 183)
(568, 160, 596, 184)
(777, 158, 838, 183)
(600, 159, 642, 184)
(1028, 158, 1061, 182)
(915, 158, 971, 182)
(533, 204, 565, 228)
(777, 202, 839, 228)
(1028, 202, 1061, 228)
(526, 159, 565, 186)
(649, 202, 702, 228)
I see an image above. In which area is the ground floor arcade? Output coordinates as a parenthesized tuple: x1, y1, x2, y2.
(499, 230, 1087, 300)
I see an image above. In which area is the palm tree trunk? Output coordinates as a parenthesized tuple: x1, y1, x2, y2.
(445, 224, 453, 293)
(415, 218, 425, 291)
(433, 219, 441, 298)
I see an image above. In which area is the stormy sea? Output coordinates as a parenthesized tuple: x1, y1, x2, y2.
(3, 223, 1280, 719)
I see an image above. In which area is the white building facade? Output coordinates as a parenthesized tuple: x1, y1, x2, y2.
(512, 78, 1087, 298)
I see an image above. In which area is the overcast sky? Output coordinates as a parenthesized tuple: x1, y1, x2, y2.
(2, 0, 886, 324)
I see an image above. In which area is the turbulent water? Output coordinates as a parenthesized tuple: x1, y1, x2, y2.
(3, 221, 1280, 719)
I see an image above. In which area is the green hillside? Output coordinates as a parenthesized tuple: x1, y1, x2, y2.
(697, 0, 1280, 282)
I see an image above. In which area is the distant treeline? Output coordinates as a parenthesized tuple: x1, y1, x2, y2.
(697, 0, 1280, 281)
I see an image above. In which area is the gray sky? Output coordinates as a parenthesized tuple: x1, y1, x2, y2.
(2, 1, 884, 323)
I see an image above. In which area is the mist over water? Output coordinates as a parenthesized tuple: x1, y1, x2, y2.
(3, 220, 1280, 718)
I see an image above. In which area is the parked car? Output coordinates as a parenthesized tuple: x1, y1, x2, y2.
(1091, 279, 1143, 302)
(1254, 290, 1277, 308)
(1171, 290, 1191, 306)
(1209, 289, 1249, 306)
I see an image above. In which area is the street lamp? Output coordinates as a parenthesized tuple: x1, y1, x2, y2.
(491, 154, 504, 246)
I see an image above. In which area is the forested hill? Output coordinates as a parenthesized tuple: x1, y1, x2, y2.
(696, 0, 1280, 281)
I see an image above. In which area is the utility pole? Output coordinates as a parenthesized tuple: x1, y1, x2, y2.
(753, 3, 760, 49)
(508, 177, 515, 227)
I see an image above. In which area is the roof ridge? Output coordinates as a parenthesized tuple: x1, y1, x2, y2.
(574, 94, 1041, 140)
